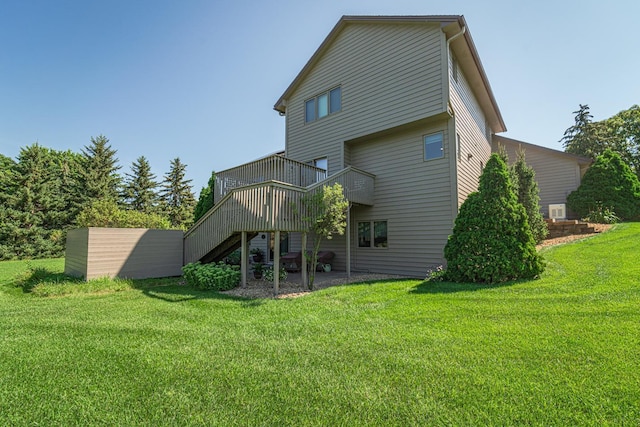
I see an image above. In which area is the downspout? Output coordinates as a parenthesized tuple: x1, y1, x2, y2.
(446, 25, 466, 48)
(446, 24, 466, 248)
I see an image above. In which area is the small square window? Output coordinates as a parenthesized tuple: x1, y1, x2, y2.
(424, 132, 444, 161)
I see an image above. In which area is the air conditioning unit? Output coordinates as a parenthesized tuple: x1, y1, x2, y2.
(549, 204, 566, 220)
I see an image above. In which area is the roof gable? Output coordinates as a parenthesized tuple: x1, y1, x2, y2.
(274, 15, 506, 133)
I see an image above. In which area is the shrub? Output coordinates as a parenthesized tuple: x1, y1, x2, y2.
(567, 150, 640, 220)
(263, 266, 288, 282)
(443, 154, 545, 283)
(182, 262, 240, 291)
(224, 249, 241, 266)
(583, 203, 620, 224)
(76, 199, 172, 229)
(510, 148, 548, 243)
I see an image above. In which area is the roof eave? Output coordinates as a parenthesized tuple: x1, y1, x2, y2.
(443, 17, 506, 133)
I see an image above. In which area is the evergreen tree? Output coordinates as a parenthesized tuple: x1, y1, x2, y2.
(510, 147, 547, 243)
(122, 156, 160, 214)
(76, 135, 121, 209)
(444, 154, 544, 283)
(561, 104, 611, 159)
(160, 157, 196, 229)
(193, 170, 216, 222)
(0, 145, 70, 259)
(567, 150, 640, 220)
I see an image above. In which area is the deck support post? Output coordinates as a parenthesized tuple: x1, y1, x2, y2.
(346, 203, 351, 279)
(240, 231, 248, 287)
(301, 232, 308, 288)
(273, 230, 281, 296)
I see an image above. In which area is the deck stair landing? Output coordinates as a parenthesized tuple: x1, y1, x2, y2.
(545, 219, 595, 239)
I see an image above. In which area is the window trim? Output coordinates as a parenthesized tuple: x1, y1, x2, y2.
(304, 86, 341, 123)
(424, 131, 444, 161)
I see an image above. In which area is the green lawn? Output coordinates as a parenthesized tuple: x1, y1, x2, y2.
(1, 224, 639, 426)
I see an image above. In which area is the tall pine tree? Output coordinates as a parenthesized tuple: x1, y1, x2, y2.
(510, 147, 548, 243)
(76, 135, 121, 209)
(160, 157, 195, 229)
(122, 156, 160, 214)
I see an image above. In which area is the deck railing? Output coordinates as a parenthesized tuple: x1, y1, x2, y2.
(214, 155, 327, 204)
(184, 166, 375, 264)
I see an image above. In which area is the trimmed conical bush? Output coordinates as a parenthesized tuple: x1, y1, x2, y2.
(444, 154, 545, 283)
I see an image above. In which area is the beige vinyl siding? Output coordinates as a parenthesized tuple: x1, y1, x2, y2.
(65, 228, 183, 280)
(349, 122, 453, 276)
(449, 51, 492, 207)
(64, 228, 89, 278)
(285, 22, 447, 175)
(496, 138, 584, 216)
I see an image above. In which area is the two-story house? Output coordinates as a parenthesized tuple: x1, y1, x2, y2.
(183, 15, 589, 284)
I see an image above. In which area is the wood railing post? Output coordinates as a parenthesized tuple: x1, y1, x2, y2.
(273, 230, 281, 296)
(241, 231, 248, 287)
(301, 232, 308, 288)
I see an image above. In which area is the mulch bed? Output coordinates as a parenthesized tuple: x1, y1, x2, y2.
(536, 223, 612, 249)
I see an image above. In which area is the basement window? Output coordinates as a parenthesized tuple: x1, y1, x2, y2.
(358, 220, 388, 248)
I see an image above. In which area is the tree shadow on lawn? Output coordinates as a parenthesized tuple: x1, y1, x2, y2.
(141, 284, 266, 307)
(411, 278, 521, 294)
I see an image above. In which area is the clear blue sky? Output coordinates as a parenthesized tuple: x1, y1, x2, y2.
(1, 0, 638, 194)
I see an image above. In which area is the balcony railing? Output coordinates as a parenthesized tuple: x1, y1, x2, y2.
(214, 155, 327, 204)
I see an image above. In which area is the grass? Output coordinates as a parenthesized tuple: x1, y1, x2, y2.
(0, 224, 639, 425)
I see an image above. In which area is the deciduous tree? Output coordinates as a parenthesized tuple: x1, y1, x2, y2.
(300, 183, 348, 289)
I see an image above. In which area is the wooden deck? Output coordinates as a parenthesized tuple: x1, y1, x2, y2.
(183, 158, 375, 265)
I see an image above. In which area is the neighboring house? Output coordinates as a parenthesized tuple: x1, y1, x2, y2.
(493, 135, 592, 218)
(183, 15, 588, 280)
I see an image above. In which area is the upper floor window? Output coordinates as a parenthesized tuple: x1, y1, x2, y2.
(305, 86, 341, 123)
(424, 132, 444, 161)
